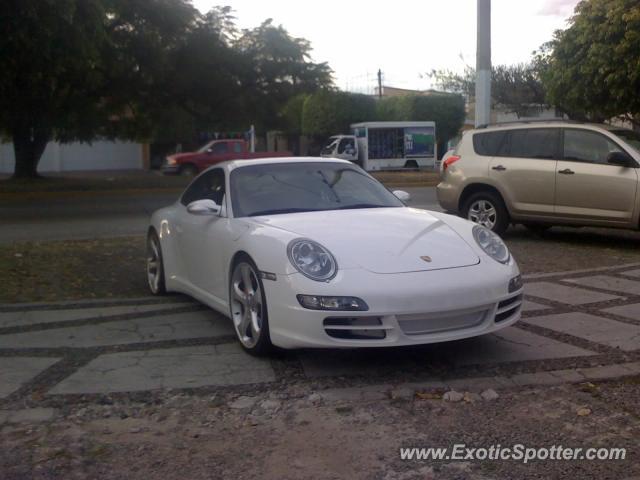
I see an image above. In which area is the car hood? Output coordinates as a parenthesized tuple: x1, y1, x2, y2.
(248, 208, 479, 274)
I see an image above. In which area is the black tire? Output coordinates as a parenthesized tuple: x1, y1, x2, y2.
(404, 160, 419, 169)
(461, 191, 510, 236)
(146, 230, 166, 295)
(179, 164, 198, 177)
(229, 254, 273, 355)
(524, 223, 552, 235)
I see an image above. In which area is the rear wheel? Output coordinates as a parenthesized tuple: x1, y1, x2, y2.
(404, 160, 419, 169)
(462, 191, 510, 236)
(229, 256, 273, 355)
(146, 231, 166, 295)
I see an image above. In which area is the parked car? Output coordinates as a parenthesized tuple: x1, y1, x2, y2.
(147, 157, 522, 354)
(437, 121, 640, 235)
(162, 139, 292, 176)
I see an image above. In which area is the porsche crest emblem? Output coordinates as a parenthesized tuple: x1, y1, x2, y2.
(420, 255, 432, 263)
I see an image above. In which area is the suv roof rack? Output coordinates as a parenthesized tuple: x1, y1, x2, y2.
(475, 118, 582, 129)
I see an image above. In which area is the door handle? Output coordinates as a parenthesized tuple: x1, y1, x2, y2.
(492, 165, 506, 171)
(558, 168, 575, 175)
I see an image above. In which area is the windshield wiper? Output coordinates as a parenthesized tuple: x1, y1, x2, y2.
(249, 208, 319, 216)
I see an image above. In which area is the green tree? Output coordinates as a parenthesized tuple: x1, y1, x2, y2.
(301, 91, 376, 137)
(429, 63, 547, 117)
(235, 20, 333, 131)
(0, 0, 200, 178)
(536, 0, 640, 126)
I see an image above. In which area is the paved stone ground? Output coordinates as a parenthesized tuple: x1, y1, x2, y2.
(1, 263, 640, 408)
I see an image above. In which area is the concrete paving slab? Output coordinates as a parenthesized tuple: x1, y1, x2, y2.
(0, 357, 60, 398)
(522, 300, 551, 312)
(524, 312, 640, 352)
(602, 303, 640, 321)
(565, 275, 640, 296)
(0, 303, 190, 329)
(442, 327, 595, 366)
(48, 344, 275, 394)
(620, 269, 640, 278)
(0, 311, 233, 349)
(525, 282, 622, 305)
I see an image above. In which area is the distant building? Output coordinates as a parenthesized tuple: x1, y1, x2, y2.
(374, 85, 453, 98)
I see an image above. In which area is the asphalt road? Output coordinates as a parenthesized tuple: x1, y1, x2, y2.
(0, 187, 442, 244)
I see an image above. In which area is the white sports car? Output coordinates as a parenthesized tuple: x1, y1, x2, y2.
(147, 157, 522, 354)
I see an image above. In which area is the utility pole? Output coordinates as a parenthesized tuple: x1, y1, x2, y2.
(377, 69, 383, 98)
(475, 0, 491, 127)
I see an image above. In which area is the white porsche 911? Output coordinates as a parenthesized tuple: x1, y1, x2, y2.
(147, 157, 523, 354)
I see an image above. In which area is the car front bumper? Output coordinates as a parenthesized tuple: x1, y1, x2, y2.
(263, 259, 521, 349)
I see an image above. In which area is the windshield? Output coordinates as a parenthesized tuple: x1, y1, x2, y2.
(230, 162, 404, 217)
(320, 138, 339, 156)
(197, 141, 215, 153)
(610, 129, 640, 154)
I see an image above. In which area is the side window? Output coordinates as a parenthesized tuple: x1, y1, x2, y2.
(506, 128, 559, 159)
(563, 129, 622, 164)
(211, 142, 229, 155)
(232, 142, 242, 154)
(181, 169, 226, 206)
(473, 131, 507, 156)
(338, 138, 355, 154)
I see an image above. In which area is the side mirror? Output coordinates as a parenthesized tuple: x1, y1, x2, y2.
(393, 190, 411, 202)
(187, 199, 221, 216)
(607, 151, 635, 167)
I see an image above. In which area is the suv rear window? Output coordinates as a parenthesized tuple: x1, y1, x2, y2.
(473, 131, 507, 156)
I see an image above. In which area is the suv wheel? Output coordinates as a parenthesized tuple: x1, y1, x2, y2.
(462, 191, 510, 236)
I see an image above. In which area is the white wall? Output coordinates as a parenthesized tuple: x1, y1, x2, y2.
(0, 140, 143, 173)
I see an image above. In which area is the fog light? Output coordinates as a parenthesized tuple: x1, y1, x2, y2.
(508, 275, 523, 293)
(296, 295, 368, 311)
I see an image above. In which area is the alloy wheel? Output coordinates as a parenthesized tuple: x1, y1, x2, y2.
(468, 199, 497, 230)
(146, 236, 162, 294)
(230, 263, 264, 348)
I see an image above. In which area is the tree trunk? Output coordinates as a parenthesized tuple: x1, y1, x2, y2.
(12, 126, 51, 179)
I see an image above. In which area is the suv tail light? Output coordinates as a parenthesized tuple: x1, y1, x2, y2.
(443, 155, 461, 172)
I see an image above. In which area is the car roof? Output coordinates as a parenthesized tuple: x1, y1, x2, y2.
(222, 156, 353, 171)
(474, 120, 615, 133)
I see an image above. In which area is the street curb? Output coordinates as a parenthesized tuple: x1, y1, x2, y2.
(0, 187, 183, 202)
(317, 361, 640, 403)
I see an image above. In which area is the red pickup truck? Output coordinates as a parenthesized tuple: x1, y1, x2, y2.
(162, 139, 292, 176)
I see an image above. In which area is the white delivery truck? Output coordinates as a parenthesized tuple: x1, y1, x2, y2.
(320, 121, 437, 171)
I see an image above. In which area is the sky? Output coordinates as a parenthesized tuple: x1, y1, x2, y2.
(192, 0, 580, 93)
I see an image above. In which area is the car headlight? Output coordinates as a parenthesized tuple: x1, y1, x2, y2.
(287, 238, 337, 281)
(472, 225, 510, 264)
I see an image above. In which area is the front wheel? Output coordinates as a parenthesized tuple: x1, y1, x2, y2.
(462, 191, 510, 236)
(146, 231, 166, 295)
(229, 256, 273, 355)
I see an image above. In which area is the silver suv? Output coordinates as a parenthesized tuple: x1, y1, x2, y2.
(436, 121, 640, 235)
